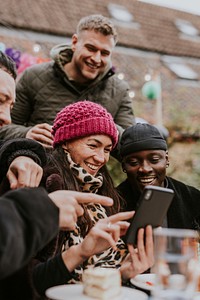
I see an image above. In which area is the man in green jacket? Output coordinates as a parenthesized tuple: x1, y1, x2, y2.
(0, 14, 134, 148)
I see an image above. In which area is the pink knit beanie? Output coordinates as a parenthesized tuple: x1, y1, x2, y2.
(52, 100, 118, 148)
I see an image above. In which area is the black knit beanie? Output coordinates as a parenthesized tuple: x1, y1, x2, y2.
(120, 123, 167, 157)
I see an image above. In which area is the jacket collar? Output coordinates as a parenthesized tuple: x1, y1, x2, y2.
(51, 44, 115, 84)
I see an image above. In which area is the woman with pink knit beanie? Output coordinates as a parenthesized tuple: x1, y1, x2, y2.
(33, 101, 154, 296)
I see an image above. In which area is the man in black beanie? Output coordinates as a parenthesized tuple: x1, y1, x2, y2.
(117, 123, 200, 230)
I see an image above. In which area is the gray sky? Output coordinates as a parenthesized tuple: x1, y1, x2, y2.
(139, 0, 200, 16)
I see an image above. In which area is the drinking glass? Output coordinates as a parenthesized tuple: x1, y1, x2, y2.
(152, 227, 199, 300)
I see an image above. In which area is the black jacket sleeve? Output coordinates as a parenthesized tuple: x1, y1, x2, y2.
(0, 138, 47, 182)
(0, 187, 59, 279)
(32, 253, 73, 295)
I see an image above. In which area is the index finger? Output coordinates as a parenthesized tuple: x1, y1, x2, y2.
(107, 211, 135, 223)
(145, 225, 154, 256)
(72, 192, 114, 206)
(37, 123, 53, 131)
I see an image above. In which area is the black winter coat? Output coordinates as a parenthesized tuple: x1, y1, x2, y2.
(0, 139, 59, 300)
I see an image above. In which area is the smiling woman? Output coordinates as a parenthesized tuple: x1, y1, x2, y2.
(31, 100, 154, 298)
(48, 100, 118, 197)
(62, 135, 112, 177)
(35, 100, 123, 283)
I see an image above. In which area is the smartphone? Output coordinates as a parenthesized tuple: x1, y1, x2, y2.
(125, 185, 174, 246)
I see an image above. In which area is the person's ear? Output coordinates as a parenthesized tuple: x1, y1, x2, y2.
(71, 34, 78, 51)
(122, 162, 127, 173)
(62, 143, 68, 151)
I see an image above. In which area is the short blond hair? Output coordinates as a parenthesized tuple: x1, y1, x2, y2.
(77, 14, 118, 44)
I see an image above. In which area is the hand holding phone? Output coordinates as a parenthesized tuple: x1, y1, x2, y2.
(125, 185, 174, 246)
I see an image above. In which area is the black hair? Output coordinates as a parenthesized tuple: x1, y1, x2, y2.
(42, 147, 122, 237)
(0, 51, 17, 80)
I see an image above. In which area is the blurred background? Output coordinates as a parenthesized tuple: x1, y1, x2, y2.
(0, 0, 200, 187)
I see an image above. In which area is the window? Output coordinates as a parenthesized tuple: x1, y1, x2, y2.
(162, 56, 198, 80)
(167, 63, 198, 80)
(175, 19, 199, 37)
(108, 3, 140, 29)
(108, 3, 133, 23)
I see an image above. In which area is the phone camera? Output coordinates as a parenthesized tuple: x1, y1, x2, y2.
(144, 190, 152, 200)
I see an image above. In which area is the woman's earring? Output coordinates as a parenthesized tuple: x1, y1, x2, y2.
(166, 162, 170, 168)
(123, 169, 127, 173)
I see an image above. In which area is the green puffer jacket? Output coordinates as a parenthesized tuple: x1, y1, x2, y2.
(0, 45, 134, 140)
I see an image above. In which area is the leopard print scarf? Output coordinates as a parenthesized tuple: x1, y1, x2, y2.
(61, 149, 128, 283)
(64, 149, 103, 193)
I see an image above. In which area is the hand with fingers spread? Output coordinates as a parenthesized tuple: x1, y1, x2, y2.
(7, 156, 43, 189)
(26, 123, 53, 148)
(48, 190, 114, 231)
(120, 225, 154, 281)
(61, 211, 134, 272)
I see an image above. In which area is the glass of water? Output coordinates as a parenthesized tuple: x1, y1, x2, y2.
(152, 227, 199, 300)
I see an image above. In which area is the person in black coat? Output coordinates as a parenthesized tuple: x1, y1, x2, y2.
(0, 50, 46, 190)
(117, 123, 200, 231)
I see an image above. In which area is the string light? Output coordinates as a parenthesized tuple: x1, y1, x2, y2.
(129, 90, 135, 98)
(118, 73, 125, 80)
(33, 44, 41, 53)
(144, 73, 151, 81)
